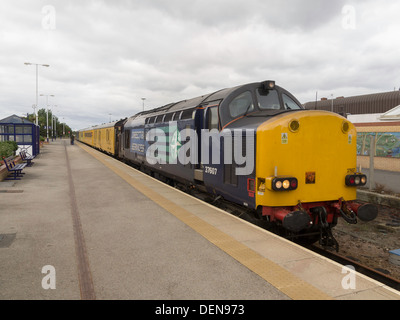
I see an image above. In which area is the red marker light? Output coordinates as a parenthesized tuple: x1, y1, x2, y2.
(345, 174, 367, 187)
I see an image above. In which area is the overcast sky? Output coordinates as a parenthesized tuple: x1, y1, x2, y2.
(1, 0, 400, 130)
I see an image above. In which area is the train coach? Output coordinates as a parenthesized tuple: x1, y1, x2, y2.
(78, 119, 125, 156)
(78, 80, 378, 249)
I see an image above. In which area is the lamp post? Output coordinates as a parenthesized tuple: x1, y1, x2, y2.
(24, 62, 50, 126)
(40, 94, 54, 142)
(142, 98, 146, 111)
(53, 105, 58, 140)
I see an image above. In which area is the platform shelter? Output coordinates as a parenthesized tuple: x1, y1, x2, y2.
(0, 114, 40, 157)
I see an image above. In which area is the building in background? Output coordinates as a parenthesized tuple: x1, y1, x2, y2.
(303, 90, 400, 117)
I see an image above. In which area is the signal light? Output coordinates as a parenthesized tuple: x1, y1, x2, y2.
(345, 174, 367, 187)
(272, 177, 298, 191)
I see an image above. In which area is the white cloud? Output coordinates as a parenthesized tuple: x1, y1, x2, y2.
(1, 0, 400, 130)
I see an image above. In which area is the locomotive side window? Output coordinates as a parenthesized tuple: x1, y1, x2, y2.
(181, 108, 196, 120)
(228, 91, 254, 118)
(257, 89, 280, 110)
(124, 130, 130, 149)
(207, 106, 219, 130)
(282, 93, 302, 110)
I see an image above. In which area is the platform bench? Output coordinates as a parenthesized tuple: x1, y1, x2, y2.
(3, 156, 27, 180)
(20, 150, 35, 167)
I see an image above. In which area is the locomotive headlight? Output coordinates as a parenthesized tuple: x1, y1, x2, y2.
(270, 177, 298, 191)
(361, 176, 367, 184)
(282, 180, 290, 189)
(262, 80, 276, 90)
(354, 176, 360, 185)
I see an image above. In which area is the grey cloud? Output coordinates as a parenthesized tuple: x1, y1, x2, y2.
(119, 0, 349, 30)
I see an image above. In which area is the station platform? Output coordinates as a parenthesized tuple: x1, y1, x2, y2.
(1, 139, 400, 301)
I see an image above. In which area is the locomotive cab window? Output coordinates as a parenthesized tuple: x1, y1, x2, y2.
(257, 89, 280, 110)
(282, 93, 302, 110)
(228, 91, 254, 118)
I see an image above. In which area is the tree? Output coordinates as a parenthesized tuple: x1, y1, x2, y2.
(26, 109, 72, 139)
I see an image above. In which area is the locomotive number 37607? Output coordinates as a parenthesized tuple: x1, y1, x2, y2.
(204, 166, 218, 175)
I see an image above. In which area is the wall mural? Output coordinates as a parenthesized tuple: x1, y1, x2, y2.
(357, 132, 400, 158)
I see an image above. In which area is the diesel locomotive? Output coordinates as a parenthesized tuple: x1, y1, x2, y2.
(78, 80, 378, 250)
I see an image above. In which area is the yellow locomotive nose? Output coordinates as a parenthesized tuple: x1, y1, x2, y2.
(255, 110, 358, 208)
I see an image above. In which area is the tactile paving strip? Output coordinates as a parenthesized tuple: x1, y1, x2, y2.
(78, 143, 332, 300)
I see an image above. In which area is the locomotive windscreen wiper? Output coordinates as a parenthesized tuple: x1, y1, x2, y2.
(243, 103, 253, 117)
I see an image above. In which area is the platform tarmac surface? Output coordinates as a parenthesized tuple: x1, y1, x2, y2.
(1, 139, 400, 300)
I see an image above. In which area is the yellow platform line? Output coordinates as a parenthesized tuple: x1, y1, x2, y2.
(77, 143, 333, 300)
